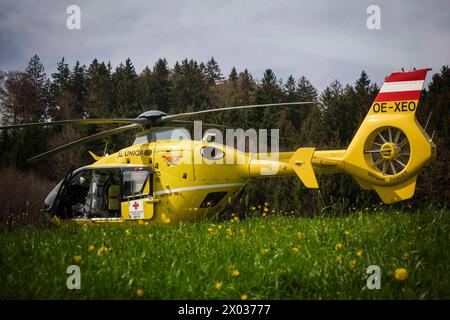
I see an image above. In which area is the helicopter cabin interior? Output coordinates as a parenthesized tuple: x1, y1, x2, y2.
(46, 166, 154, 221)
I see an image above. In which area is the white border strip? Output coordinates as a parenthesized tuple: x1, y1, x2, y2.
(153, 182, 245, 195)
(380, 80, 424, 93)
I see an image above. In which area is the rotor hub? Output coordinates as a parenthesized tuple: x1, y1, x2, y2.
(380, 142, 398, 160)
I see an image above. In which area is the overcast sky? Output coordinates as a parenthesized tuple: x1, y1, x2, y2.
(0, 0, 449, 91)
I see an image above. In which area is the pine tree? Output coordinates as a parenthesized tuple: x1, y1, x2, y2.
(229, 67, 238, 82)
(69, 61, 87, 117)
(113, 58, 137, 115)
(297, 76, 318, 102)
(254, 69, 283, 129)
(237, 69, 254, 105)
(414, 65, 450, 205)
(152, 58, 170, 111)
(293, 76, 318, 138)
(87, 61, 113, 118)
(284, 75, 297, 102)
(25, 55, 46, 88)
(136, 66, 154, 110)
(169, 59, 208, 113)
(49, 57, 71, 120)
(205, 57, 223, 86)
(24, 55, 47, 121)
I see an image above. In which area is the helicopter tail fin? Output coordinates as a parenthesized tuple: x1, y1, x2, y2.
(289, 68, 436, 204)
(341, 68, 435, 203)
(288, 148, 319, 188)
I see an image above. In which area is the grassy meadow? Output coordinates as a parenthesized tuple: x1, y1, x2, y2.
(1, 207, 450, 299)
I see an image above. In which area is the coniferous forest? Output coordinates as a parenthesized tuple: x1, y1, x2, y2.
(1, 55, 449, 224)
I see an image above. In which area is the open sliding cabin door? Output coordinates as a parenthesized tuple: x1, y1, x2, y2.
(120, 167, 154, 221)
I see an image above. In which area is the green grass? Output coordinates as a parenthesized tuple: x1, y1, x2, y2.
(1, 208, 450, 299)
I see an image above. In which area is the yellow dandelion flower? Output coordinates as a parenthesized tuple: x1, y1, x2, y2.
(394, 268, 408, 281)
(344, 230, 350, 236)
(207, 228, 213, 235)
(292, 247, 300, 254)
(161, 213, 171, 224)
(136, 289, 144, 297)
(260, 248, 270, 255)
(240, 294, 248, 300)
(125, 229, 131, 236)
(356, 250, 363, 257)
(263, 207, 269, 212)
(226, 228, 233, 236)
(73, 255, 81, 264)
(335, 243, 344, 250)
(88, 245, 95, 252)
(97, 246, 109, 256)
(350, 260, 357, 269)
(336, 255, 342, 262)
(217, 224, 222, 230)
(138, 219, 144, 225)
(233, 216, 239, 222)
(231, 269, 240, 277)
(215, 281, 222, 290)
(264, 202, 268, 206)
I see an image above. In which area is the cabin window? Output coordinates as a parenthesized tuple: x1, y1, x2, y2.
(48, 166, 152, 220)
(122, 170, 151, 199)
(51, 168, 122, 219)
(200, 146, 225, 160)
(133, 127, 191, 144)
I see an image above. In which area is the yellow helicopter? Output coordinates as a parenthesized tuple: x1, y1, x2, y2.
(1, 68, 436, 225)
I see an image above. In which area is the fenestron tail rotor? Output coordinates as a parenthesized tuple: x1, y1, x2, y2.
(364, 127, 411, 176)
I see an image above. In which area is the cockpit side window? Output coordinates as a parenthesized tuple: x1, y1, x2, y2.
(133, 128, 191, 145)
(122, 170, 150, 199)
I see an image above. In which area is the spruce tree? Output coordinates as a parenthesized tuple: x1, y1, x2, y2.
(69, 61, 87, 117)
(205, 57, 223, 86)
(49, 57, 71, 120)
(113, 58, 137, 115)
(229, 67, 238, 82)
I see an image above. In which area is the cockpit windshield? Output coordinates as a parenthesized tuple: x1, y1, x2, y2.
(133, 128, 191, 145)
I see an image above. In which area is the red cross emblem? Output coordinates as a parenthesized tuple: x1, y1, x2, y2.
(132, 201, 139, 210)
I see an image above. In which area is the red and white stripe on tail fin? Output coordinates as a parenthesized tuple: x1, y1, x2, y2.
(369, 68, 431, 115)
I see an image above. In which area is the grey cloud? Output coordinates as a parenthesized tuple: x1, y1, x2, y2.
(0, 0, 449, 90)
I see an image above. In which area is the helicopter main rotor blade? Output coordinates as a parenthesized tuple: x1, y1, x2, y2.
(27, 124, 142, 163)
(168, 119, 227, 128)
(0, 118, 147, 130)
(161, 102, 316, 121)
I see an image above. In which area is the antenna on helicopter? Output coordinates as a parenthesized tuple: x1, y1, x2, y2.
(430, 130, 436, 142)
(424, 111, 432, 131)
(103, 141, 109, 157)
